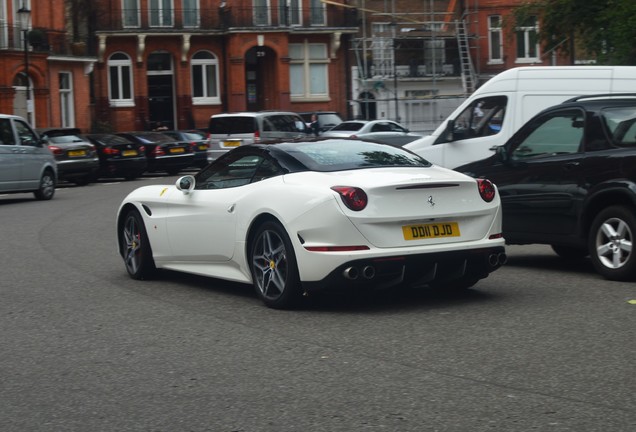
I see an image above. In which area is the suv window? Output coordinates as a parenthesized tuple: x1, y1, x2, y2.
(511, 109, 584, 159)
(602, 107, 636, 147)
(209, 117, 257, 134)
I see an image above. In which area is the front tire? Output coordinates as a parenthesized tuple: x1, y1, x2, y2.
(120, 209, 156, 280)
(33, 169, 55, 200)
(589, 206, 636, 281)
(249, 221, 302, 309)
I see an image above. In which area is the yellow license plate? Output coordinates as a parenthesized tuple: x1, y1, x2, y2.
(170, 147, 185, 154)
(402, 222, 460, 240)
(122, 150, 138, 156)
(223, 141, 240, 147)
(198, 144, 208, 150)
(68, 150, 86, 157)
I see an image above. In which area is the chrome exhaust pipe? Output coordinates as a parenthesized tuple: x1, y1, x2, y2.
(488, 254, 499, 267)
(343, 267, 359, 280)
(362, 266, 375, 279)
(498, 253, 507, 266)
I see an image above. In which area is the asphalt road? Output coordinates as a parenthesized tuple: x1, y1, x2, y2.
(1, 176, 636, 432)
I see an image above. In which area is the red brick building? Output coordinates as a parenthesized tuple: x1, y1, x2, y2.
(91, 0, 358, 132)
(0, 0, 95, 130)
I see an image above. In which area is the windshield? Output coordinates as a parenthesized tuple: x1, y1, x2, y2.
(278, 140, 431, 171)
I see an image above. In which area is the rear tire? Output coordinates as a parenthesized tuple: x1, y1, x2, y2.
(588, 206, 636, 281)
(249, 221, 303, 309)
(33, 169, 55, 200)
(120, 209, 156, 280)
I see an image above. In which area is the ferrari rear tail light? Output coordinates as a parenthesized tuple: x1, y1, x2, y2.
(477, 178, 496, 202)
(331, 186, 368, 211)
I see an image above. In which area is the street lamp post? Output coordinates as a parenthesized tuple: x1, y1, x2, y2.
(17, 4, 31, 122)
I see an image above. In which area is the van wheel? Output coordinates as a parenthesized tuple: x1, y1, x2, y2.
(33, 169, 55, 200)
(588, 206, 636, 280)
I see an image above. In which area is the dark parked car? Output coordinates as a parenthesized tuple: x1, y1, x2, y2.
(117, 131, 195, 175)
(161, 130, 209, 168)
(82, 133, 147, 180)
(456, 94, 636, 280)
(37, 128, 99, 186)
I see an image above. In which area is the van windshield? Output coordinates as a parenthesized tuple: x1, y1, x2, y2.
(210, 117, 257, 134)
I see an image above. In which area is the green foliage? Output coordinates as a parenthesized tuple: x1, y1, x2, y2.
(516, 0, 636, 65)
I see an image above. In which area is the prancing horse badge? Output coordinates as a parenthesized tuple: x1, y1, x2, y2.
(428, 195, 435, 207)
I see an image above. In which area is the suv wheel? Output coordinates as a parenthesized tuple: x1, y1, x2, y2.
(589, 206, 636, 281)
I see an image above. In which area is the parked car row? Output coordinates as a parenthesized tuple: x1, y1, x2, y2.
(39, 129, 211, 184)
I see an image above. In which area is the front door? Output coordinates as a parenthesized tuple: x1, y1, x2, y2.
(147, 52, 175, 130)
(245, 46, 277, 111)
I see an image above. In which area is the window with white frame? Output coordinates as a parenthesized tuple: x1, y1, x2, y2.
(150, 0, 173, 27)
(488, 15, 503, 63)
(372, 23, 393, 77)
(122, 0, 140, 27)
(183, 0, 199, 27)
(191, 51, 220, 104)
(289, 42, 329, 100)
(279, 0, 301, 26)
(516, 16, 539, 62)
(108, 52, 134, 106)
(59, 72, 74, 128)
(309, 0, 325, 25)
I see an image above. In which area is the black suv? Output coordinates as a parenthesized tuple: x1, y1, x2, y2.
(456, 94, 636, 280)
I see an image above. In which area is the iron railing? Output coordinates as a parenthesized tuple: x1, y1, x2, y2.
(97, 7, 357, 31)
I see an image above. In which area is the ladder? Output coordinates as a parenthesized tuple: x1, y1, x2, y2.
(455, 19, 477, 94)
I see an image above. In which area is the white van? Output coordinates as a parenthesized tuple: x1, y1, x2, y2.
(404, 66, 636, 168)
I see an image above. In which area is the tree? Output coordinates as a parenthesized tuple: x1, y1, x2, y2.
(516, 0, 636, 65)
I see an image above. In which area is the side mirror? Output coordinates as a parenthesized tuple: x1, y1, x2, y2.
(494, 145, 508, 163)
(176, 175, 196, 194)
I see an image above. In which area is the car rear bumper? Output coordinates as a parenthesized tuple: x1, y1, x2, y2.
(100, 157, 147, 178)
(56, 158, 100, 179)
(300, 246, 506, 292)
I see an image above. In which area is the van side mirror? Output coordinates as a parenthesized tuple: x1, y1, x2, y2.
(445, 119, 456, 141)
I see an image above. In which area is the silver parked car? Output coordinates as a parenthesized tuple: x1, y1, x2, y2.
(0, 114, 57, 200)
(321, 119, 422, 145)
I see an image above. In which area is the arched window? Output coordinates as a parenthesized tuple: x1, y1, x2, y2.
(191, 51, 220, 105)
(108, 52, 134, 107)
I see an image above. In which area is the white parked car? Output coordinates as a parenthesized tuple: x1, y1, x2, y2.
(321, 119, 421, 145)
(116, 139, 505, 309)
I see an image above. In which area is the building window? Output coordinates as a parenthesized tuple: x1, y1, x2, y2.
(289, 42, 329, 100)
(372, 23, 393, 77)
(516, 16, 539, 63)
(191, 51, 220, 105)
(488, 15, 503, 64)
(279, 0, 301, 26)
(122, 0, 140, 27)
(310, 0, 325, 25)
(182, 0, 199, 27)
(150, 0, 173, 27)
(59, 72, 74, 128)
(253, 0, 270, 26)
(108, 52, 134, 107)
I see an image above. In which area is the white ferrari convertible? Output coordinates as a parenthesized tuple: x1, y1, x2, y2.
(117, 139, 506, 308)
